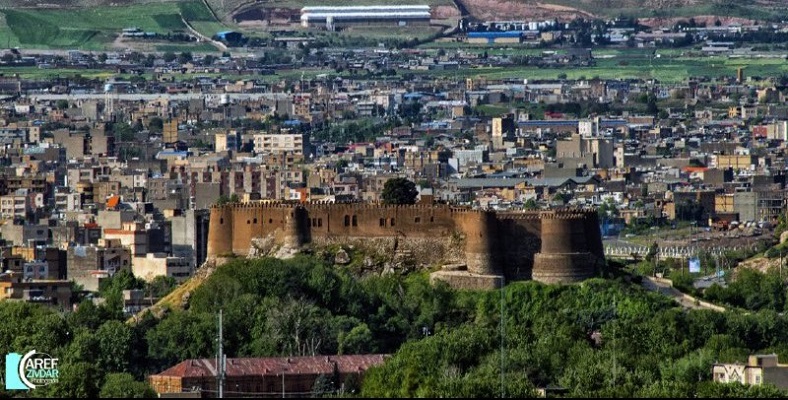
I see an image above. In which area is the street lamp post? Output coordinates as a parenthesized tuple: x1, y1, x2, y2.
(281, 368, 287, 398)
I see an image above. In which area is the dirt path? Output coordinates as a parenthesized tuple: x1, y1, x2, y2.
(181, 14, 227, 52)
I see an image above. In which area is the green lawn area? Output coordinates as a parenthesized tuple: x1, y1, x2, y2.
(409, 55, 788, 83)
(0, 0, 220, 50)
(0, 67, 119, 80)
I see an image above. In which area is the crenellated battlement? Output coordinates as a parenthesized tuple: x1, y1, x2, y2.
(206, 202, 605, 285)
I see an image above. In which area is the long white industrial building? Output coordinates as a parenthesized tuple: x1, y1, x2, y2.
(300, 5, 431, 28)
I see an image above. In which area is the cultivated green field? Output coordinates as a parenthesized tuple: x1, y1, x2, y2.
(406, 54, 788, 83)
(0, 1, 225, 50)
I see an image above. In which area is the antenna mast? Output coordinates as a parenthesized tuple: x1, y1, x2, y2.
(217, 309, 225, 398)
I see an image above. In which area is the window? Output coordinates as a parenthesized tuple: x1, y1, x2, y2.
(247, 220, 251, 224)
(430, 216, 434, 222)
(253, 218, 258, 224)
(269, 219, 273, 224)
(318, 218, 322, 227)
(352, 215, 358, 227)
(344, 215, 350, 227)
(220, 218, 224, 224)
(415, 217, 421, 223)
(380, 218, 385, 227)
(755, 376, 761, 384)
(390, 218, 395, 227)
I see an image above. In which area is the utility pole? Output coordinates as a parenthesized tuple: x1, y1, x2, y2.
(500, 281, 505, 399)
(217, 309, 225, 398)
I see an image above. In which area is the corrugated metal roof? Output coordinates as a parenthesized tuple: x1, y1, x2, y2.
(153, 354, 389, 378)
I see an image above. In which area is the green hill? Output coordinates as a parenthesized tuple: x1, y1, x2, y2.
(0, 1, 224, 51)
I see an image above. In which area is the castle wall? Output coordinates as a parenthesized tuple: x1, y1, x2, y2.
(304, 204, 456, 238)
(207, 203, 605, 285)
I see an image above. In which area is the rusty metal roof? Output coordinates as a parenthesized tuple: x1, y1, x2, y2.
(152, 354, 389, 378)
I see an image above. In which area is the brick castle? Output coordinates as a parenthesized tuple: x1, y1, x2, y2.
(206, 202, 605, 285)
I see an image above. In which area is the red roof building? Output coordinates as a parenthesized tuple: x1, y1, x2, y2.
(148, 354, 388, 398)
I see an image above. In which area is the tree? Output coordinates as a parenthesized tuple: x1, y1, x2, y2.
(97, 53, 108, 63)
(203, 54, 215, 65)
(100, 373, 156, 398)
(646, 241, 659, 263)
(312, 373, 337, 398)
(148, 117, 163, 134)
(41, 362, 101, 398)
(95, 320, 134, 373)
(56, 99, 69, 110)
(524, 198, 539, 210)
(381, 178, 419, 205)
(1, 52, 15, 63)
(162, 52, 177, 63)
(177, 51, 193, 64)
(216, 193, 240, 206)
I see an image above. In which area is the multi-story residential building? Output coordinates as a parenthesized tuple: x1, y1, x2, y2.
(0, 271, 72, 310)
(132, 254, 191, 283)
(0, 191, 33, 219)
(252, 132, 309, 156)
(103, 222, 149, 257)
(66, 238, 131, 291)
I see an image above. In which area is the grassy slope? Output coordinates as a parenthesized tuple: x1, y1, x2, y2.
(544, 0, 785, 19)
(0, 1, 224, 50)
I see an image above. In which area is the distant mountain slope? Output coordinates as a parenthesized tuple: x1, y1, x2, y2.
(0, 0, 223, 51)
(456, 0, 787, 20)
(0, 0, 182, 8)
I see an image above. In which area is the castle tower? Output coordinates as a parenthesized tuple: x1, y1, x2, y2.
(532, 211, 601, 284)
(282, 205, 309, 249)
(457, 210, 500, 275)
(207, 205, 234, 258)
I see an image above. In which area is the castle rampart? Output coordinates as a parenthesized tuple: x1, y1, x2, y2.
(207, 202, 605, 285)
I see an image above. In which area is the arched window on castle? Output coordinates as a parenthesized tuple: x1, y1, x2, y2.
(415, 217, 421, 223)
(379, 218, 385, 227)
(344, 215, 350, 227)
(352, 215, 358, 227)
(390, 218, 396, 227)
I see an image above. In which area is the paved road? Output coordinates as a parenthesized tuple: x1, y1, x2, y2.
(640, 276, 725, 312)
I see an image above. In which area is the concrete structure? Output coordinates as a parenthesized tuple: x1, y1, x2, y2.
(556, 134, 614, 169)
(713, 354, 788, 390)
(66, 239, 131, 291)
(103, 222, 149, 257)
(149, 354, 388, 397)
(207, 203, 605, 285)
(466, 31, 524, 45)
(171, 209, 210, 269)
(252, 133, 309, 156)
(0, 191, 33, 219)
(132, 254, 191, 283)
(0, 271, 71, 310)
